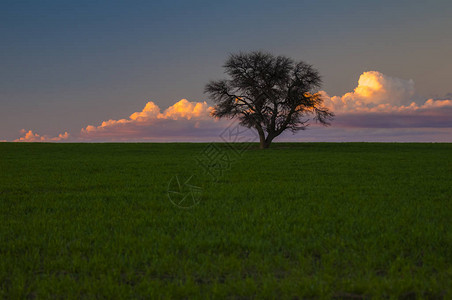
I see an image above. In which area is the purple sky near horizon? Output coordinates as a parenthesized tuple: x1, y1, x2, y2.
(1, 0, 451, 142)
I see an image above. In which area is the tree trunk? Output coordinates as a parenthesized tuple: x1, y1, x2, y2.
(261, 140, 271, 149)
(259, 131, 267, 149)
(259, 132, 276, 149)
(264, 134, 275, 149)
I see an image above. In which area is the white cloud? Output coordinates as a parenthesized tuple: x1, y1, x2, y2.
(322, 71, 417, 113)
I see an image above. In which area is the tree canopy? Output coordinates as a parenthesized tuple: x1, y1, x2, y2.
(205, 51, 334, 149)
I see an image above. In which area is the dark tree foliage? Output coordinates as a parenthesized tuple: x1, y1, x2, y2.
(205, 51, 334, 149)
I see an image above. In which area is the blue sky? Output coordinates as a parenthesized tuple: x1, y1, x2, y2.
(1, 0, 451, 141)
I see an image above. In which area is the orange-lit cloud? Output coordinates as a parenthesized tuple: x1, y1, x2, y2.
(79, 99, 218, 141)
(14, 130, 70, 142)
(320, 71, 452, 129)
(160, 99, 212, 120)
(9, 99, 220, 142)
(321, 71, 417, 113)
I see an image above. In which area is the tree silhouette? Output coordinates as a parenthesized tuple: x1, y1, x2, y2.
(205, 51, 334, 149)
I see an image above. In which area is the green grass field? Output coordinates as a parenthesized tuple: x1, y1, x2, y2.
(0, 143, 451, 298)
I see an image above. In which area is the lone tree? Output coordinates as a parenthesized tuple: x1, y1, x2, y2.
(205, 51, 334, 149)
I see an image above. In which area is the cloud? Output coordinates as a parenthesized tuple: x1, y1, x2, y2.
(6, 72, 452, 142)
(277, 126, 452, 142)
(78, 99, 221, 141)
(14, 130, 70, 142)
(322, 71, 417, 113)
(9, 99, 224, 142)
(320, 71, 452, 129)
(160, 99, 213, 120)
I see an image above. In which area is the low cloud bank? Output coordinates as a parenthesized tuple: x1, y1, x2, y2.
(78, 99, 222, 141)
(321, 71, 452, 129)
(9, 72, 452, 142)
(14, 130, 70, 142)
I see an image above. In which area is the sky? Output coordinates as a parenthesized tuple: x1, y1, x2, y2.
(1, 0, 451, 142)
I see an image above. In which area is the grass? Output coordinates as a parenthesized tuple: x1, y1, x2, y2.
(0, 142, 451, 298)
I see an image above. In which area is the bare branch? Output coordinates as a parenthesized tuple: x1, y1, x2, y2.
(204, 51, 334, 148)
